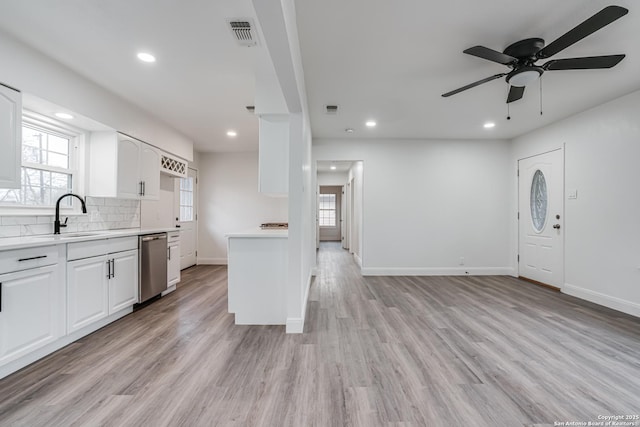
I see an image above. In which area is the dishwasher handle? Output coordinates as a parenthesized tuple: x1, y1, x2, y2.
(141, 234, 167, 242)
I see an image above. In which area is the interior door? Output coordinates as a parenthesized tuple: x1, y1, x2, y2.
(176, 168, 198, 269)
(518, 149, 564, 288)
(318, 185, 342, 241)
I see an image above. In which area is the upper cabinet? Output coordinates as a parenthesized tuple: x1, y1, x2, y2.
(0, 84, 22, 189)
(89, 132, 160, 200)
(258, 114, 289, 196)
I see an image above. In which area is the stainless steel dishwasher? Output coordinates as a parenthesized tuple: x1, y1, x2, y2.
(139, 233, 168, 303)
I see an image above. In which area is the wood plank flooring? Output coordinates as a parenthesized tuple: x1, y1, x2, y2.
(1, 242, 640, 426)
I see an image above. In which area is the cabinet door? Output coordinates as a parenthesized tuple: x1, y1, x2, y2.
(139, 143, 160, 200)
(0, 264, 63, 366)
(67, 256, 109, 333)
(168, 244, 180, 287)
(116, 138, 141, 199)
(0, 85, 22, 189)
(109, 250, 138, 313)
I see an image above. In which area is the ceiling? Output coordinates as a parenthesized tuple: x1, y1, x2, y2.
(317, 161, 353, 173)
(0, 0, 639, 153)
(0, 0, 260, 153)
(296, 0, 640, 140)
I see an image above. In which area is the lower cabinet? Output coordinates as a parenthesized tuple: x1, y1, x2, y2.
(67, 237, 138, 334)
(0, 263, 64, 366)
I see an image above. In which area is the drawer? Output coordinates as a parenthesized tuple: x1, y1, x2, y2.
(108, 236, 138, 254)
(167, 232, 180, 243)
(67, 239, 109, 261)
(0, 245, 59, 274)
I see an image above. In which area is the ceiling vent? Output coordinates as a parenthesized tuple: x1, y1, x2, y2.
(228, 19, 257, 47)
(325, 105, 339, 115)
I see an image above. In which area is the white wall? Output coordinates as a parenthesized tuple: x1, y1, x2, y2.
(318, 171, 348, 186)
(510, 89, 640, 317)
(314, 138, 512, 275)
(197, 151, 288, 264)
(140, 174, 177, 230)
(0, 30, 193, 161)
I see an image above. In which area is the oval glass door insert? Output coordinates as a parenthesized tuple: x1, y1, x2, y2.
(530, 170, 548, 232)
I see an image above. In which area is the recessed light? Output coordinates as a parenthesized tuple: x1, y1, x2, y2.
(226, 130, 237, 137)
(365, 120, 377, 127)
(345, 128, 354, 133)
(137, 52, 156, 63)
(55, 112, 74, 120)
(330, 165, 337, 170)
(483, 122, 496, 129)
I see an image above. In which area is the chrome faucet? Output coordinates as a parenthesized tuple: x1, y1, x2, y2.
(54, 193, 87, 234)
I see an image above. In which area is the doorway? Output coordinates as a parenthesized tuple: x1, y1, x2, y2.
(319, 185, 342, 241)
(176, 167, 198, 270)
(518, 149, 564, 289)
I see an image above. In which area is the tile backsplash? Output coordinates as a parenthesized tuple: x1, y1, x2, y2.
(0, 197, 140, 238)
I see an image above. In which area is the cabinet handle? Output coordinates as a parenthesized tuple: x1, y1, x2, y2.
(111, 259, 115, 278)
(106, 260, 111, 279)
(18, 255, 47, 262)
(142, 181, 146, 196)
(168, 246, 171, 260)
(139, 181, 144, 196)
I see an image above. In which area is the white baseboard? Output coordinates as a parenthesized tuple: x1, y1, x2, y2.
(285, 271, 313, 334)
(563, 283, 640, 318)
(361, 267, 514, 276)
(198, 257, 227, 265)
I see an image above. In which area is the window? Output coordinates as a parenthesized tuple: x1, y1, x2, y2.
(319, 193, 336, 226)
(179, 176, 194, 221)
(530, 169, 548, 232)
(0, 115, 79, 208)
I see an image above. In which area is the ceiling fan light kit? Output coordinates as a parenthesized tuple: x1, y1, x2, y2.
(442, 5, 628, 105)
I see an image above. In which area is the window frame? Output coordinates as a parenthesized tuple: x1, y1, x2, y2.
(318, 193, 337, 227)
(0, 111, 85, 215)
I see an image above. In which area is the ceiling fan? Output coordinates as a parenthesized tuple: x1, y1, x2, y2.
(442, 5, 628, 103)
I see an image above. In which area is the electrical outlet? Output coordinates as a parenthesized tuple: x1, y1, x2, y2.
(459, 257, 465, 266)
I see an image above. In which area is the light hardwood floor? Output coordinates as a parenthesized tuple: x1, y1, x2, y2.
(1, 242, 640, 426)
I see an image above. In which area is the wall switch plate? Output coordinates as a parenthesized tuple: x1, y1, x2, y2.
(459, 257, 465, 266)
(568, 189, 578, 199)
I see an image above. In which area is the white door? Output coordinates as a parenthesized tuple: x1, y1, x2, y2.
(518, 149, 564, 288)
(176, 168, 197, 269)
(67, 256, 109, 333)
(116, 138, 141, 199)
(109, 249, 139, 314)
(139, 144, 160, 200)
(0, 264, 63, 366)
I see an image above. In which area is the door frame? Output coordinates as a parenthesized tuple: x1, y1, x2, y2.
(517, 147, 565, 289)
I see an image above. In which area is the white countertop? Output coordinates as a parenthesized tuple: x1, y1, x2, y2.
(0, 227, 181, 251)
(226, 228, 288, 239)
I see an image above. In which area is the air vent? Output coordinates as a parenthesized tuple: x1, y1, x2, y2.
(246, 105, 255, 113)
(325, 105, 339, 115)
(228, 19, 257, 47)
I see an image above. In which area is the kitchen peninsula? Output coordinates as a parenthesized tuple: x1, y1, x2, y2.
(226, 227, 288, 325)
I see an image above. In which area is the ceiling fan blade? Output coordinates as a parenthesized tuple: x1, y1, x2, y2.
(537, 6, 628, 59)
(506, 86, 525, 103)
(464, 46, 517, 65)
(442, 73, 507, 97)
(543, 54, 625, 70)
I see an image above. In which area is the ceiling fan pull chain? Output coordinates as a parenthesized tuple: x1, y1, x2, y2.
(507, 102, 511, 120)
(539, 76, 543, 116)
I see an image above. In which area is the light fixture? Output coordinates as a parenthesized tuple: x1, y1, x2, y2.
(345, 128, 354, 133)
(483, 122, 495, 129)
(506, 66, 543, 87)
(137, 52, 156, 63)
(330, 165, 337, 170)
(365, 120, 377, 127)
(226, 130, 237, 137)
(55, 112, 74, 120)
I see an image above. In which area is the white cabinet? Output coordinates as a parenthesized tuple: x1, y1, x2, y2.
(167, 232, 180, 288)
(0, 84, 22, 189)
(89, 132, 160, 200)
(67, 237, 138, 333)
(258, 115, 289, 195)
(67, 256, 109, 332)
(0, 246, 64, 367)
(109, 250, 138, 313)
